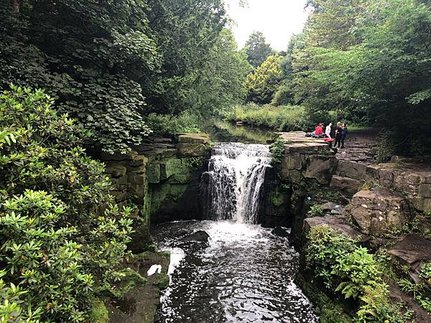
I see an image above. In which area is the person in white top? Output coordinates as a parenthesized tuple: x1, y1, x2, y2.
(325, 122, 332, 138)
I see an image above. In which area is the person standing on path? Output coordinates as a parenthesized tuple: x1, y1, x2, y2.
(325, 122, 332, 138)
(341, 123, 348, 148)
(334, 121, 343, 148)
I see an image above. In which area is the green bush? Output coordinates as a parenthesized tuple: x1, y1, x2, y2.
(145, 110, 203, 135)
(224, 104, 309, 131)
(269, 138, 285, 166)
(271, 83, 295, 106)
(307, 205, 324, 217)
(0, 85, 134, 321)
(306, 226, 403, 322)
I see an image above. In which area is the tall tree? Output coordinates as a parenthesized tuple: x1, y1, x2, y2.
(146, 0, 227, 115)
(245, 55, 282, 104)
(244, 31, 273, 68)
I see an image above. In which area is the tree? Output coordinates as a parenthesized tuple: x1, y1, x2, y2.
(145, 0, 228, 116)
(191, 29, 252, 115)
(291, 0, 431, 155)
(245, 55, 283, 104)
(244, 31, 274, 68)
(272, 34, 304, 106)
(0, 86, 134, 321)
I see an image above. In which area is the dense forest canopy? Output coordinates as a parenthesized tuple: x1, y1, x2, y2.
(288, 0, 431, 155)
(0, 0, 250, 153)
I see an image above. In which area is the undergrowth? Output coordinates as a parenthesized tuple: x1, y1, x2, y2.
(305, 225, 406, 322)
(223, 103, 309, 131)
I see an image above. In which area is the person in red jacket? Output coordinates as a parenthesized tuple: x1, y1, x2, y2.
(314, 123, 324, 136)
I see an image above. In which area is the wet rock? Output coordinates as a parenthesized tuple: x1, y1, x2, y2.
(108, 252, 170, 323)
(181, 230, 210, 244)
(346, 188, 413, 237)
(271, 226, 290, 237)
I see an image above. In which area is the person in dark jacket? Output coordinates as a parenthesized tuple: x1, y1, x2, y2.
(341, 123, 348, 148)
(334, 121, 343, 148)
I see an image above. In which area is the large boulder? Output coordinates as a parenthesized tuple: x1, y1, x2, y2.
(330, 175, 362, 195)
(304, 216, 367, 242)
(304, 155, 338, 185)
(335, 160, 367, 181)
(346, 188, 413, 237)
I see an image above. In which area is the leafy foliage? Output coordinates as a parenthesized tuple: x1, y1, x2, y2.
(244, 31, 274, 68)
(269, 138, 285, 166)
(306, 226, 404, 321)
(0, 0, 249, 152)
(307, 205, 324, 217)
(288, 0, 431, 155)
(245, 55, 283, 104)
(0, 0, 157, 153)
(0, 86, 133, 321)
(224, 104, 308, 131)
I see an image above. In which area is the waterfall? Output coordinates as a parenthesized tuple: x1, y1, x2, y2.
(203, 142, 272, 223)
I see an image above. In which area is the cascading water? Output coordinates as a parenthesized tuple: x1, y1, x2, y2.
(155, 141, 317, 322)
(203, 143, 272, 223)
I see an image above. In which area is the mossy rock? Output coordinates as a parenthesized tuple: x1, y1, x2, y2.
(150, 183, 188, 215)
(107, 251, 170, 323)
(177, 133, 210, 144)
(89, 299, 109, 323)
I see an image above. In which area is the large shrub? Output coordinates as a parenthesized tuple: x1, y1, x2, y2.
(305, 226, 404, 322)
(0, 86, 134, 321)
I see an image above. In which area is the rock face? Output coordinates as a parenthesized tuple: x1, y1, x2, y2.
(108, 252, 170, 323)
(388, 234, 431, 266)
(177, 133, 211, 157)
(276, 132, 337, 240)
(101, 135, 212, 249)
(279, 133, 337, 186)
(367, 162, 431, 212)
(346, 188, 413, 237)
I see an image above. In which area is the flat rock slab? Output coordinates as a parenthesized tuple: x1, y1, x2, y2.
(388, 234, 431, 265)
(278, 132, 332, 154)
(177, 133, 210, 144)
(304, 215, 367, 242)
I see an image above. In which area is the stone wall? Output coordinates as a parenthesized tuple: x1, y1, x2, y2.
(101, 134, 211, 251)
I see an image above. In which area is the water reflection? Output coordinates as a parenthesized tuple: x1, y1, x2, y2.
(207, 120, 278, 144)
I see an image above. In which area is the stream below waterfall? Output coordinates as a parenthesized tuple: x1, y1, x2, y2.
(153, 142, 318, 322)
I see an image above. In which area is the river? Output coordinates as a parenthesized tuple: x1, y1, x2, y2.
(153, 140, 318, 322)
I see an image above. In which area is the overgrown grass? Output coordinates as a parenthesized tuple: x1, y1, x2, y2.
(224, 103, 309, 131)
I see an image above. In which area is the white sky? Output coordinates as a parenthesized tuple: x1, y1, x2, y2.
(224, 0, 310, 51)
